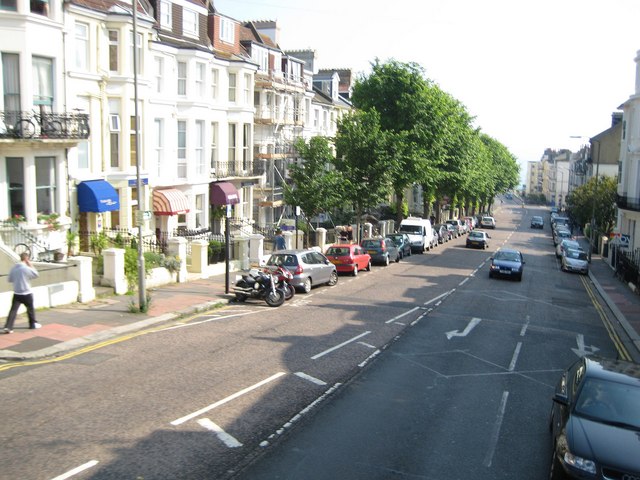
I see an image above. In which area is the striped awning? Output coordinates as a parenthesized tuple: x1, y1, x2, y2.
(153, 189, 190, 216)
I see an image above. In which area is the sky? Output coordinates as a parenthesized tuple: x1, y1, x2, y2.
(214, 0, 640, 185)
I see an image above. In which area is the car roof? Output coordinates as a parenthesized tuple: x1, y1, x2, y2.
(497, 248, 520, 254)
(271, 249, 318, 255)
(583, 356, 640, 385)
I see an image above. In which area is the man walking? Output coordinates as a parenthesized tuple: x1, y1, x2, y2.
(3, 252, 41, 333)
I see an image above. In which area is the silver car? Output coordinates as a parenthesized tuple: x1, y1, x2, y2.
(556, 239, 583, 258)
(266, 249, 338, 293)
(561, 248, 589, 275)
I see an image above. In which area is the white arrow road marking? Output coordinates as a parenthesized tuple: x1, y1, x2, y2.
(197, 418, 243, 448)
(446, 317, 482, 340)
(572, 334, 600, 357)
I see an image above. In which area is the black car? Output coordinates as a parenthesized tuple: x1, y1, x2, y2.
(488, 248, 525, 281)
(550, 356, 640, 480)
(530, 216, 544, 229)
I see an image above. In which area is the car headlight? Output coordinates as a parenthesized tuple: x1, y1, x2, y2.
(490, 264, 499, 271)
(564, 452, 596, 475)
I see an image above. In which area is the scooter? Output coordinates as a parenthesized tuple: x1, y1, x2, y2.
(233, 269, 286, 307)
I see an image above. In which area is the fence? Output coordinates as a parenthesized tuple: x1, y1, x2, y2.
(610, 244, 640, 288)
(78, 228, 233, 264)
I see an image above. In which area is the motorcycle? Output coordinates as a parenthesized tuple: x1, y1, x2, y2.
(265, 265, 295, 301)
(233, 269, 286, 307)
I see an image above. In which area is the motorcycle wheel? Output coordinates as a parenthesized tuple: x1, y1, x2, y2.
(284, 284, 295, 300)
(265, 288, 286, 307)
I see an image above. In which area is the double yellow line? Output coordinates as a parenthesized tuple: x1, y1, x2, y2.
(581, 275, 632, 361)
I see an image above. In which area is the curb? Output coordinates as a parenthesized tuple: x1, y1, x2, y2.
(0, 298, 231, 362)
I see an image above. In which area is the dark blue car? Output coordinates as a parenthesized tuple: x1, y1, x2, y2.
(488, 248, 525, 281)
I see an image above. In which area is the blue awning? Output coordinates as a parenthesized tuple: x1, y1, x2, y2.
(77, 180, 120, 212)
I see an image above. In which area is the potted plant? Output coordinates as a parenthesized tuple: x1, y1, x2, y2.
(38, 212, 61, 231)
(66, 229, 78, 256)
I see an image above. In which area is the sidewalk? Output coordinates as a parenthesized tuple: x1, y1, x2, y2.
(1, 244, 639, 362)
(0, 273, 235, 361)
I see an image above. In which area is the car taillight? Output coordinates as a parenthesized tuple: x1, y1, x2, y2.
(380, 243, 386, 251)
(294, 265, 303, 275)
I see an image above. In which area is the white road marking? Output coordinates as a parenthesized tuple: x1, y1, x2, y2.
(484, 391, 509, 467)
(520, 316, 530, 336)
(295, 371, 327, 385)
(424, 290, 454, 306)
(385, 307, 421, 324)
(459, 278, 469, 286)
(509, 342, 522, 371)
(162, 310, 261, 330)
(572, 334, 600, 357)
(171, 372, 286, 425)
(446, 317, 482, 339)
(197, 418, 243, 448)
(311, 331, 371, 360)
(50, 460, 99, 480)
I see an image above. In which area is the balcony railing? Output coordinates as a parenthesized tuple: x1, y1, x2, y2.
(616, 194, 640, 212)
(0, 110, 90, 140)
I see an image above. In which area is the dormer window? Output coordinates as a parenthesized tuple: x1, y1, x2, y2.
(220, 17, 234, 44)
(160, 0, 171, 30)
(183, 9, 198, 37)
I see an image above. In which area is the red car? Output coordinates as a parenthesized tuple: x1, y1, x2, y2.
(325, 244, 372, 276)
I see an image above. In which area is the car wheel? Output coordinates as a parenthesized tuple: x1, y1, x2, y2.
(399, 251, 404, 260)
(328, 271, 338, 286)
(517, 273, 523, 282)
(395, 253, 400, 263)
(352, 265, 358, 276)
(384, 255, 390, 266)
(366, 260, 372, 271)
(302, 277, 312, 293)
(489, 272, 494, 278)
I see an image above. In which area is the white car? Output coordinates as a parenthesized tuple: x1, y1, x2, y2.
(480, 216, 496, 229)
(561, 248, 589, 275)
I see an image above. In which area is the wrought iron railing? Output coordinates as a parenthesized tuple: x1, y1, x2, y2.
(0, 110, 90, 140)
(616, 194, 640, 212)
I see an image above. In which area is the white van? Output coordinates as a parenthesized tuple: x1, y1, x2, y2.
(398, 217, 435, 253)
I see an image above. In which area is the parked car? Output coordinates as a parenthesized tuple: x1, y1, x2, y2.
(561, 248, 589, 275)
(466, 230, 490, 249)
(556, 239, 583, 259)
(434, 224, 451, 243)
(530, 216, 544, 229)
(444, 223, 459, 239)
(325, 244, 372, 276)
(266, 249, 338, 293)
(361, 237, 400, 265)
(489, 248, 525, 281)
(446, 219, 466, 236)
(480, 216, 496, 229)
(399, 217, 436, 253)
(386, 233, 412, 259)
(463, 216, 477, 230)
(553, 228, 574, 246)
(550, 356, 640, 480)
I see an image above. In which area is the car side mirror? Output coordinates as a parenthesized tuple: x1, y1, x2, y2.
(552, 393, 569, 406)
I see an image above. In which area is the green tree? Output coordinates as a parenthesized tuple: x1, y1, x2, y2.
(334, 110, 392, 241)
(285, 136, 343, 220)
(566, 176, 617, 237)
(351, 60, 434, 225)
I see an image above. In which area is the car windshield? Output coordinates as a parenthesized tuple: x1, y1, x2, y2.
(400, 225, 421, 234)
(575, 378, 640, 427)
(267, 254, 298, 267)
(495, 251, 520, 262)
(567, 249, 587, 260)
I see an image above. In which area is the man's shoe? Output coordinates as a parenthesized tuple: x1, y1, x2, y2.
(3, 328, 13, 334)
(31, 323, 42, 330)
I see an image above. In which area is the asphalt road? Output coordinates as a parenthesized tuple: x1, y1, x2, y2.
(0, 201, 621, 480)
